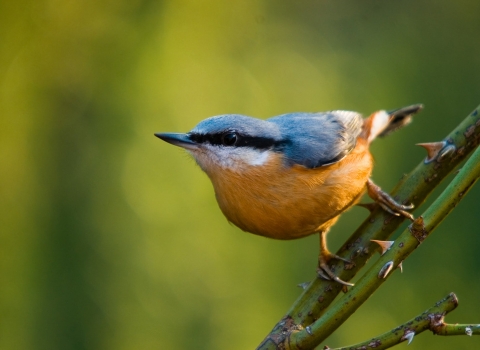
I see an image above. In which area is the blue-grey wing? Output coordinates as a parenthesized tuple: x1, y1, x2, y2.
(267, 111, 364, 168)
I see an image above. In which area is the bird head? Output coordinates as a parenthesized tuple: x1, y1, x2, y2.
(155, 115, 284, 174)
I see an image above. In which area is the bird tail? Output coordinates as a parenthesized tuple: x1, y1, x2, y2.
(361, 104, 423, 144)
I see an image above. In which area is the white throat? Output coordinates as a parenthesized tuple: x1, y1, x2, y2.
(189, 145, 273, 172)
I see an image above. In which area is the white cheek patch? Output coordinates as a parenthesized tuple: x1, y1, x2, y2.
(190, 145, 272, 171)
(247, 150, 270, 166)
(368, 110, 390, 143)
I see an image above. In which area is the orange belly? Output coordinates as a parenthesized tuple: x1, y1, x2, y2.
(208, 139, 373, 240)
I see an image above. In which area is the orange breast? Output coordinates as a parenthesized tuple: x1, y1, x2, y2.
(208, 139, 373, 240)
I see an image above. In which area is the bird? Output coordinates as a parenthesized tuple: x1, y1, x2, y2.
(155, 104, 422, 286)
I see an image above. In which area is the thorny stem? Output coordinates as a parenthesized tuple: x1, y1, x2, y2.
(287, 120, 480, 349)
(436, 324, 480, 336)
(328, 294, 480, 350)
(258, 105, 480, 350)
(327, 293, 464, 350)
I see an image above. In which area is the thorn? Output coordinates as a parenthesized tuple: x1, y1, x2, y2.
(371, 240, 394, 255)
(378, 261, 394, 279)
(403, 331, 415, 345)
(306, 326, 313, 335)
(466, 327, 473, 336)
(398, 261, 404, 273)
(416, 141, 446, 163)
(297, 282, 310, 290)
(357, 202, 377, 212)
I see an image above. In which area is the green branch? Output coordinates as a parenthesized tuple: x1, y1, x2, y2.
(258, 105, 480, 350)
(326, 293, 479, 350)
(287, 119, 480, 349)
(436, 324, 480, 336)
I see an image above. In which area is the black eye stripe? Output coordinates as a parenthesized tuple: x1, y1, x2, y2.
(189, 132, 282, 150)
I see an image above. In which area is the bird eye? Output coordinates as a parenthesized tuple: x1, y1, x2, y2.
(222, 132, 238, 146)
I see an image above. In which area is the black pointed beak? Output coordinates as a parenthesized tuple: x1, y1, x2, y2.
(154, 132, 198, 150)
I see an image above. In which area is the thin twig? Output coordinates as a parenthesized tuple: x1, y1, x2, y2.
(435, 324, 480, 336)
(327, 293, 480, 350)
(327, 293, 460, 350)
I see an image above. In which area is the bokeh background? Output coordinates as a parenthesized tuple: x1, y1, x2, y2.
(1, 1, 480, 349)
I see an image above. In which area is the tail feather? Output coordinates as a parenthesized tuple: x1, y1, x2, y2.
(363, 104, 423, 143)
(380, 104, 424, 137)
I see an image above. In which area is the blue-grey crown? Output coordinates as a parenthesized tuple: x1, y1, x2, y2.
(189, 114, 284, 150)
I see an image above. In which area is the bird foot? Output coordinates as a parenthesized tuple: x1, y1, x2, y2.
(317, 252, 354, 287)
(366, 179, 414, 221)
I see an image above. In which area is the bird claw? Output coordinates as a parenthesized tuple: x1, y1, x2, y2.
(366, 179, 414, 221)
(317, 253, 354, 287)
(316, 268, 332, 281)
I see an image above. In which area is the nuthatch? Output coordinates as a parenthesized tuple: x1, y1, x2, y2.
(156, 104, 422, 286)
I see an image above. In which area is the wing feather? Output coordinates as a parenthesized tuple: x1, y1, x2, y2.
(268, 111, 363, 168)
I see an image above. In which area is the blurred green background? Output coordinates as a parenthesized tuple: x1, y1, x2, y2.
(1, 1, 480, 349)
